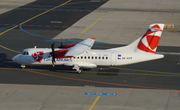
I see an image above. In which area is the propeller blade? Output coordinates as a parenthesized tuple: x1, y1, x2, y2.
(51, 41, 56, 67)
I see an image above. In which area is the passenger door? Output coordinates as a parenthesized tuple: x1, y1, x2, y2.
(111, 52, 116, 66)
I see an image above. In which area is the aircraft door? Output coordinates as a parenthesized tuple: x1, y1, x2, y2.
(111, 52, 116, 66)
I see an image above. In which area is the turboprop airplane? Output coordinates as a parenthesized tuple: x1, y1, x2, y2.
(12, 23, 165, 73)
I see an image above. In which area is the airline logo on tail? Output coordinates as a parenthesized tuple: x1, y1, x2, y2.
(137, 24, 163, 53)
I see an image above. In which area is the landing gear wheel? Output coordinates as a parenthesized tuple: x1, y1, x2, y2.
(77, 68, 83, 74)
(21, 65, 25, 69)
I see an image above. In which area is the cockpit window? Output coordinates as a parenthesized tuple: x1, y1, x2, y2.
(21, 51, 29, 55)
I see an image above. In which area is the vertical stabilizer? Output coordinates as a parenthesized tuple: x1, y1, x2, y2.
(108, 23, 164, 53)
(136, 23, 164, 53)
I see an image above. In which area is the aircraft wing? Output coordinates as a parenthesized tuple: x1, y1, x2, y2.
(65, 38, 95, 57)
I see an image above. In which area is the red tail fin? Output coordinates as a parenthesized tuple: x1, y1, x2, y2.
(137, 24, 164, 53)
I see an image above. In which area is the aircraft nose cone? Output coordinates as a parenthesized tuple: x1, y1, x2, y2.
(12, 54, 20, 62)
(12, 56, 17, 62)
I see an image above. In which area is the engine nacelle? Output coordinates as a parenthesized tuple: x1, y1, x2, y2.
(62, 44, 76, 48)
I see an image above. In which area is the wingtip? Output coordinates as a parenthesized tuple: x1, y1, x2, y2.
(91, 38, 95, 40)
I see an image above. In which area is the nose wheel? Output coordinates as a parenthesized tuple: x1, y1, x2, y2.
(21, 65, 25, 69)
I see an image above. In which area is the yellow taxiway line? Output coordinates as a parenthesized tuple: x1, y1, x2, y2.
(89, 96, 100, 110)
(0, 0, 15, 6)
(0, 0, 71, 36)
(0, 44, 20, 53)
(0, 0, 72, 53)
(81, 12, 124, 34)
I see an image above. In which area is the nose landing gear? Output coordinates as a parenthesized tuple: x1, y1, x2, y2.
(21, 65, 25, 69)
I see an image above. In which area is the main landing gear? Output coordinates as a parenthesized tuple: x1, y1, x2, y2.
(73, 64, 83, 74)
(77, 68, 83, 74)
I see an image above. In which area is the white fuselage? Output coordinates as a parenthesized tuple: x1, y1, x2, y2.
(12, 48, 164, 68)
(12, 24, 165, 73)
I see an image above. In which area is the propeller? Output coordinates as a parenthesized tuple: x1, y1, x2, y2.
(51, 41, 56, 67)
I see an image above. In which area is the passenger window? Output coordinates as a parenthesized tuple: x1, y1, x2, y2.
(84, 56, 86, 59)
(102, 57, 104, 59)
(99, 57, 101, 59)
(81, 56, 83, 59)
(95, 57, 97, 59)
(88, 56, 90, 59)
(106, 57, 108, 60)
(92, 56, 94, 59)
